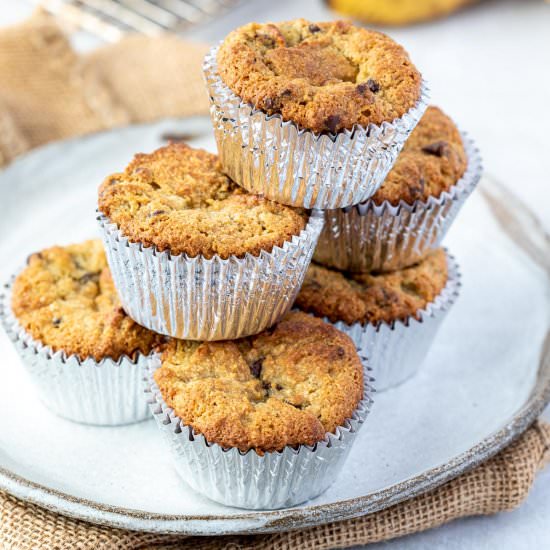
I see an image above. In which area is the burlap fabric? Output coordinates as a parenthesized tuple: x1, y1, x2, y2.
(0, 11, 549, 550)
(0, 10, 209, 166)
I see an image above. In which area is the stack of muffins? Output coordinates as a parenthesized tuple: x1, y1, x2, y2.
(0, 19, 481, 510)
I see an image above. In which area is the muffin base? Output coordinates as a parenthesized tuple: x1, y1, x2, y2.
(0, 286, 150, 426)
(98, 212, 323, 341)
(313, 251, 460, 391)
(145, 357, 374, 510)
(203, 46, 429, 209)
(314, 134, 481, 272)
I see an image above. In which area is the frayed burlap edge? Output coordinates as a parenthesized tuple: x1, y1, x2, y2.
(1, 422, 548, 550)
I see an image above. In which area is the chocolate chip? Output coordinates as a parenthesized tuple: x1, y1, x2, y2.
(337, 347, 346, 358)
(357, 79, 380, 95)
(325, 115, 341, 134)
(264, 98, 275, 110)
(422, 141, 449, 157)
(262, 381, 272, 391)
(249, 357, 264, 378)
(284, 400, 304, 410)
(79, 272, 100, 285)
(275, 383, 283, 391)
(280, 89, 292, 97)
(366, 79, 380, 93)
(308, 24, 321, 33)
(149, 210, 167, 217)
(52, 317, 62, 327)
(149, 182, 161, 190)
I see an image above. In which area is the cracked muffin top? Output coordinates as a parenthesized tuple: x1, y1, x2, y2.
(10, 240, 163, 361)
(98, 143, 307, 259)
(295, 249, 448, 325)
(216, 19, 422, 134)
(369, 106, 467, 205)
(154, 311, 364, 453)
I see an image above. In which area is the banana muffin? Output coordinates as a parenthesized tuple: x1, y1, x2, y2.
(313, 107, 480, 272)
(154, 311, 364, 453)
(216, 19, 422, 134)
(98, 142, 307, 259)
(10, 240, 162, 361)
(296, 249, 448, 326)
(369, 106, 467, 205)
(295, 249, 458, 391)
(4, 240, 163, 425)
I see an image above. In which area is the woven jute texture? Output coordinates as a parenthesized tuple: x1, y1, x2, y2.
(0, 9, 209, 167)
(0, 11, 549, 550)
(1, 422, 549, 549)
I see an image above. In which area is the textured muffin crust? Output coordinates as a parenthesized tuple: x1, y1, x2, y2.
(154, 311, 364, 453)
(370, 106, 467, 205)
(217, 19, 422, 134)
(11, 240, 163, 361)
(98, 143, 307, 259)
(295, 249, 448, 325)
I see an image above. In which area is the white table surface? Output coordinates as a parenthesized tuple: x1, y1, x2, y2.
(1, 0, 549, 547)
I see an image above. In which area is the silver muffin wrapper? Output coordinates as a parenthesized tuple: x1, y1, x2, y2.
(318, 251, 460, 391)
(144, 356, 374, 510)
(203, 46, 429, 209)
(313, 134, 482, 272)
(0, 286, 151, 426)
(98, 212, 324, 341)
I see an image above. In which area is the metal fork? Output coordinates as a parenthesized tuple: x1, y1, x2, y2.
(38, 0, 241, 41)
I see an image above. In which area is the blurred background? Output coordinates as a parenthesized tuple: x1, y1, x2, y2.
(0, 1, 548, 548)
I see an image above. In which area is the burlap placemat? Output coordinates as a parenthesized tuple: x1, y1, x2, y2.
(0, 11, 549, 549)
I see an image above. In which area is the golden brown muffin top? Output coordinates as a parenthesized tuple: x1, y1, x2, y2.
(98, 143, 307, 259)
(216, 19, 422, 134)
(370, 106, 467, 205)
(154, 311, 364, 453)
(295, 249, 448, 325)
(11, 240, 163, 362)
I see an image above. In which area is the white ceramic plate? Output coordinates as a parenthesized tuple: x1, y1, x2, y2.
(0, 118, 548, 535)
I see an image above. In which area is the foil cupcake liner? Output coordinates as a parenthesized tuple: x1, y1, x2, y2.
(319, 251, 460, 391)
(98, 212, 324, 341)
(0, 285, 150, 426)
(203, 46, 429, 209)
(144, 357, 374, 510)
(313, 134, 482, 272)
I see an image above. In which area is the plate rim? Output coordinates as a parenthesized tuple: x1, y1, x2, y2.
(0, 121, 549, 535)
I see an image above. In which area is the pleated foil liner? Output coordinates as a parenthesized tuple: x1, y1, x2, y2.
(144, 357, 374, 510)
(325, 251, 460, 391)
(98, 211, 324, 341)
(0, 287, 150, 426)
(203, 46, 429, 209)
(314, 134, 482, 272)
